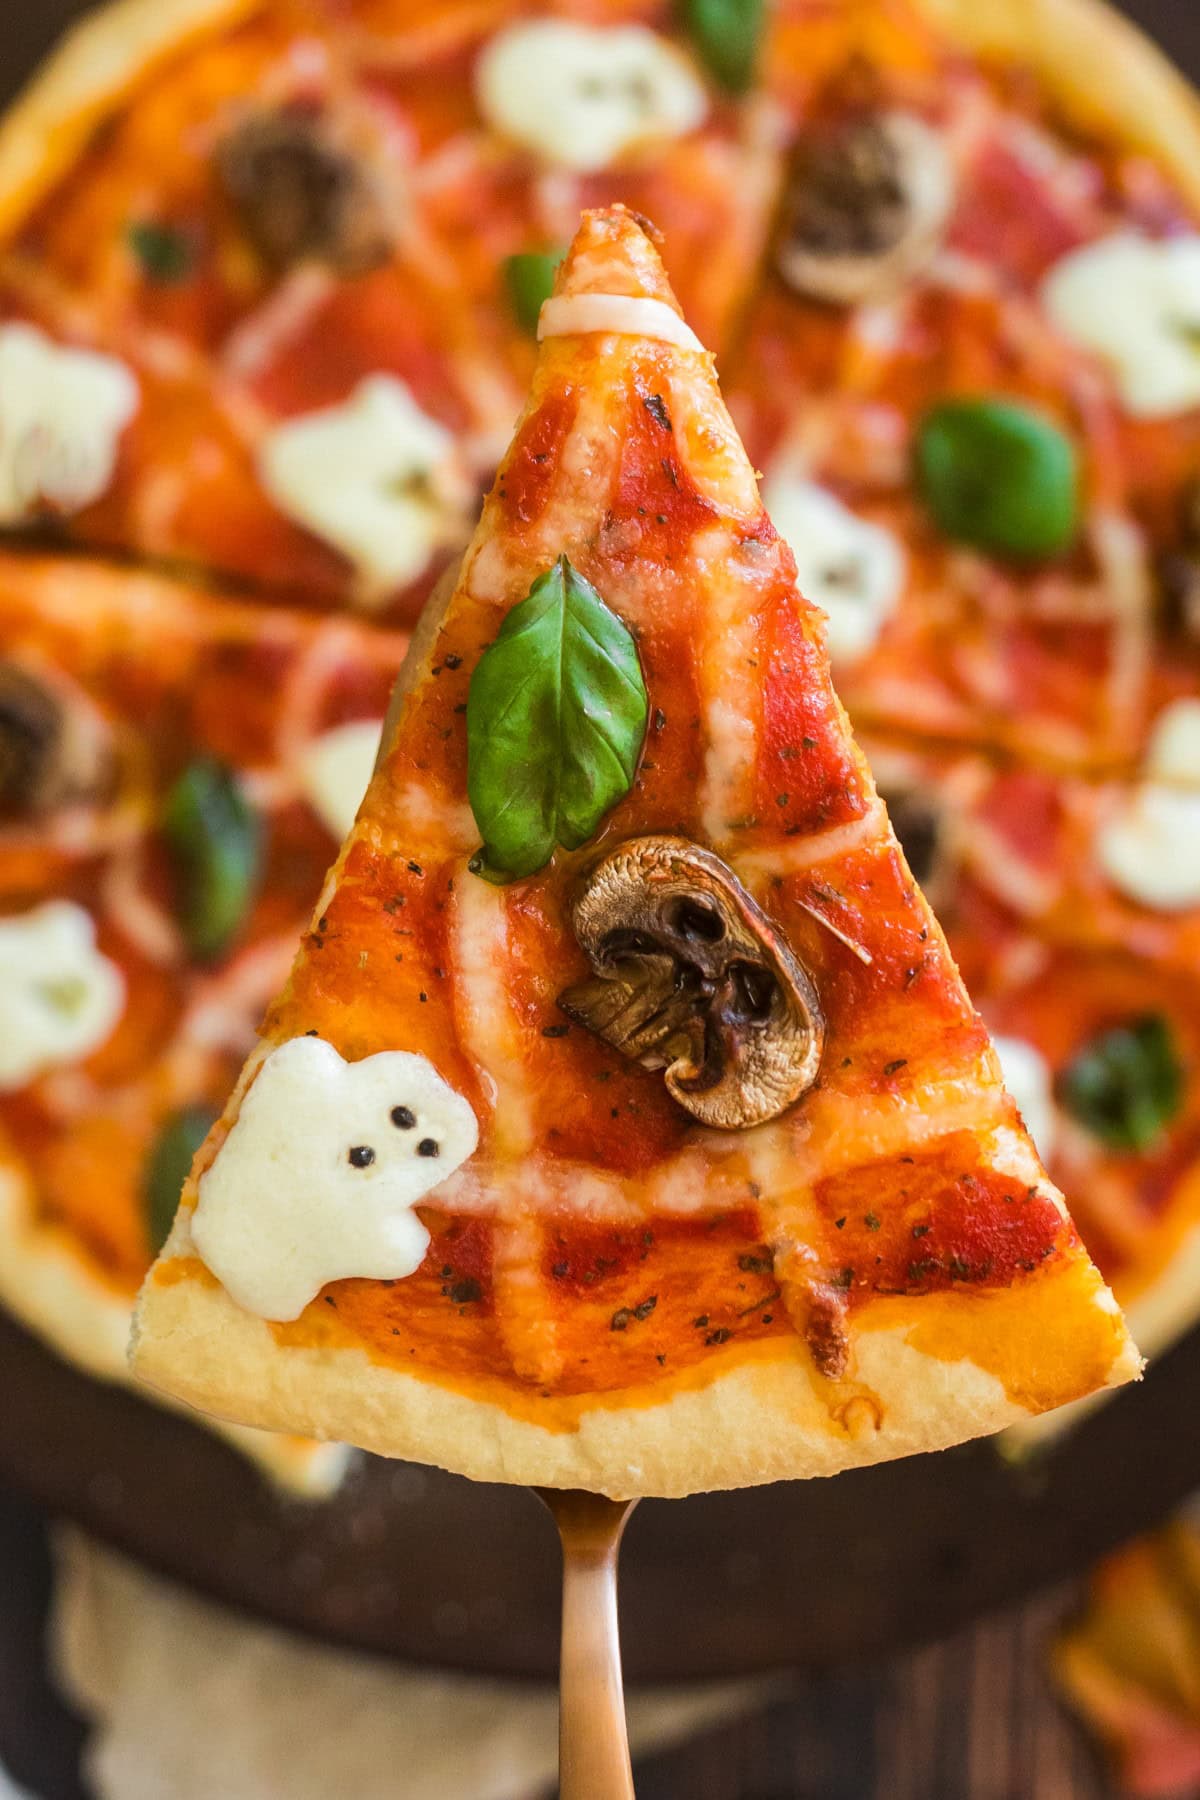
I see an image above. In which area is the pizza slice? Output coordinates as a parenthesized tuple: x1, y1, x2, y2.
(0, 547, 405, 1491)
(132, 206, 1138, 1499)
(0, 0, 781, 617)
(726, 0, 1200, 775)
(862, 737, 1200, 1440)
(975, 947, 1200, 1385)
(866, 716, 1200, 982)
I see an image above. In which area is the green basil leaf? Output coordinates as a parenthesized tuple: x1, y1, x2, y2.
(127, 220, 194, 284)
(1059, 1014, 1183, 1152)
(680, 0, 765, 94)
(915, 398, 1079, 560)
(143, 1105, 218, 1256)
(504, 248, 565, 336)
(163, 758, 263, 962)
(466, 556, 648, 881)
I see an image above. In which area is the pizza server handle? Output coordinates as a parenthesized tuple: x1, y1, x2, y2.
(538, 1488, 640, 1800)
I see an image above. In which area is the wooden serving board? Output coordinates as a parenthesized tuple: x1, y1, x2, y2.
(2, 1302, 1199, 1681)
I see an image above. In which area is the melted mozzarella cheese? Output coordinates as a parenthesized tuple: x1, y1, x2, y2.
(1144, 698, 1200, 786)
(1097, 786, 1200, 911)
(257, 377, 466, 601)
(192, 1036, 478, 1321)
(475, 21, 707, 173)
(298, 718, 383, 841)
(763, 475, 906, 665)
(992, 1035, 1058, 1165)
(1041, 233, 1200, 417)
(538, 293, 703, 350)
(1095, 698, 1200, 910)
(0, 323, 138, 523)
(0, 901, 124, 1090)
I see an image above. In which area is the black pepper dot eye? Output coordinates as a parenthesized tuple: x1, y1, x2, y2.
(417, 1138, 440, 1158)
(391, 1105, 417, 1130)
(348, 1145, 376, 1168)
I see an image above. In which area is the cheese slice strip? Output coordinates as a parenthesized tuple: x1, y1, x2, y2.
(133, 207, 1138, 1500)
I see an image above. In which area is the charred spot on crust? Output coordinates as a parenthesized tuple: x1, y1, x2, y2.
(0, 661, 112, 821)
(776, 110, 954, 306)
(803, 1281, 851, 1380)
(558, 836, 825, 1131)
(217, 107, 393, 275)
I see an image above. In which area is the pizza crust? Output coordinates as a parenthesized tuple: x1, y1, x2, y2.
(0, 0, 260, 242)
(0, 1157, 348, 1495)
(132, 1210, 1139, 1499)
(1008, 1215, 1200, 1452)
(921, 0, 1200, 207)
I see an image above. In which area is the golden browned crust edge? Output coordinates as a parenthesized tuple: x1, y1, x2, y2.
(918, 0, 1200, 208)
(0, 1160, 348, 1495)
(0, 0, 262, 244)
(131, 1213, 1139, 1499)
(1007, 1222, 1200, 1451)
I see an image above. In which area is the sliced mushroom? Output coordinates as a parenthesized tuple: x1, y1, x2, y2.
(776, 110, 954, 306)
(558, 836, 824, 1130)
(0, 661, 112, 821)
(217, 108, 393, 276)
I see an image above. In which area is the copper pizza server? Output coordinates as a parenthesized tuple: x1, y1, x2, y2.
(379, 566, 642, 1799)
(538, 1489, 639, 1800)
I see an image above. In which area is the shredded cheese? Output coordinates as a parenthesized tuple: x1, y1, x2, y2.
(0, 902, 125, 1091)
(1042, 233, 1200, 418)
(257, 377, 469, 602)
(538, 293, 703, 351)
(475, 21, 707, 174)
(0, 323, 138, 523)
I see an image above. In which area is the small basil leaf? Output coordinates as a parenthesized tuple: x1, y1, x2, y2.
(163, 758, 263, 962)
(127, 220, 194, 284)
(504, 248, 565, 335)
(143, 1105, 218, 1256)
(915, 398, 1079, 560)
(680, 0, 765, 94)
(466, 556, 648, 881)
(1059, 1014, 1183, 1152)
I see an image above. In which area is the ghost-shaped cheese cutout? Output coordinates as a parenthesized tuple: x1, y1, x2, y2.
(191, 1036, 478, 1321)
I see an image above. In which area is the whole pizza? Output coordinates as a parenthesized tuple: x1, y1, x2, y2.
(0, 0, 1198, 1491)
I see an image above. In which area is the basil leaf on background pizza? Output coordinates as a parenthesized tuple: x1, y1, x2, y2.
(1059, 1014, 1182, 1152)
(680, 0, 765, 93)
(127, 220, 194, 283)
(915, 399, 1079, 560)
(163, 759, 263, 961)
(467, 556, 647, 881)
(143, 1105, 220, 1256)
(504, 249, 565, 335)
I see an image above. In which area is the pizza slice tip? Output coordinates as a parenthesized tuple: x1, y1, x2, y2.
(131, 205, 1140, 1499)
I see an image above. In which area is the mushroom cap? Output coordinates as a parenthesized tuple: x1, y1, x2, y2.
(218, 108, 393, 277)
(559, 835, 825, 1131)
(776, 110, 955, 307)
(0, 659, 112, 820)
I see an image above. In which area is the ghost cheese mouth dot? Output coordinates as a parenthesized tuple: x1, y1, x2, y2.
(348, 1144, 376, 1168)
(391, 1105, 416, 1130)
(417, 1138, 440, 1158)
